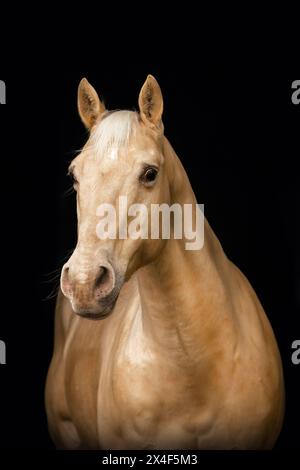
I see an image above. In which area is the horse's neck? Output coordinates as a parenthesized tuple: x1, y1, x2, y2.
(136, 139, 237, 363)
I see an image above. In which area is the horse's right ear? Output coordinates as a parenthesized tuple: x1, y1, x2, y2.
(77, 78, 106, 130)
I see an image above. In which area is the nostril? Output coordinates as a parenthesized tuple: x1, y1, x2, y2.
(95, 266, 108, 288)
(61, 266, 72, 296)
(64, 267, 69, 277)
(98, 266, 108, 282)
(94, 266, 113, 298)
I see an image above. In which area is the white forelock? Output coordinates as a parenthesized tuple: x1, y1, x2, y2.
(89, 110, 138, 160)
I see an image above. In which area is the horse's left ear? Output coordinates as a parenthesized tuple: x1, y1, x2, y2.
(78, 78, 106, 130)
(138, 75, 163, 128)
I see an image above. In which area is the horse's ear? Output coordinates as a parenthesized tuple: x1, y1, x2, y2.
(78, 78, 106, 130)
(138, 75, 163, 128)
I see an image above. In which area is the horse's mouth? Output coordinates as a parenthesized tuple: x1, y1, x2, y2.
(76, 309, 113, 320)
(70, 287, 120, 320)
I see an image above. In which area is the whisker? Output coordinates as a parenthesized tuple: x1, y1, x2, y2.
(65, 148, 83, 157)
(43, 249, 74, 278)
(42, 272, 62, 284)
(62, 186, 75, 198)
(44, 282, 60, 301)
(43, 267, 62, 278)
(43, 249, 75, 300)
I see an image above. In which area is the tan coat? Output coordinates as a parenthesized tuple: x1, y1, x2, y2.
(45, 76, 284, 449)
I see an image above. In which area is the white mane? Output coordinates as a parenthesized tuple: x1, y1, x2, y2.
(90, 110, 138, 161)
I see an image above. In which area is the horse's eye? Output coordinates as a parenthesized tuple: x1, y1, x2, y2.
(140, 167, 158, 186)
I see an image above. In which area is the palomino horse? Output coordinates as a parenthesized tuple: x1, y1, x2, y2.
(46, 75, 284, 449)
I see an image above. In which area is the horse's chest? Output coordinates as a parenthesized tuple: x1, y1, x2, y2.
(95, 334, 205, 448)
(96, 370, 192, 448)
(63, 321, 272, 449)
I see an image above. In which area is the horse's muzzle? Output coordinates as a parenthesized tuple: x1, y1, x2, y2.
(60, 261, 121, 319)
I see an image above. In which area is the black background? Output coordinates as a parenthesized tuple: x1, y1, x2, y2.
(0, 56, 299, 455)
